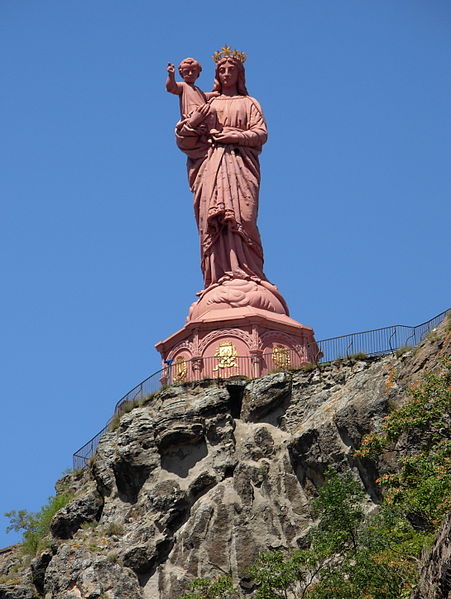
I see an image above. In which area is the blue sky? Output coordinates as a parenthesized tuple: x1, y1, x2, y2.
(1, 0, 449, 548)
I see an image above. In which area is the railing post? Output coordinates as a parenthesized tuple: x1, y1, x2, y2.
(165, 359, 173, 385)
(250, 350, 263, 378)
(388, 327, 396, 353)
(191, 357, 203, 381)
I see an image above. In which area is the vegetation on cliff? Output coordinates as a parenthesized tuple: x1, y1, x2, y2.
(357, 356, 451, 529)
(5, 493, 73, 557)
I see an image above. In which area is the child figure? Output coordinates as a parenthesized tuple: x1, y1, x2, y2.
(166, 58, 218, 120)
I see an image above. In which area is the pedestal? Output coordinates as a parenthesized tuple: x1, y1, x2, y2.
(156, 282, 320, 384)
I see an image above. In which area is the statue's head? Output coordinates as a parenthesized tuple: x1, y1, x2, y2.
(212, 47, 247, 95)
(178, 58, 202, 83)
(213, 57, 248, 95)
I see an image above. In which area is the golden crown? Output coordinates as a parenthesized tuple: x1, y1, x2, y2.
(213, 45, 247, 64)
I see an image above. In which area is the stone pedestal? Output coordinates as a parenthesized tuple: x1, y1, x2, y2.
(156, 279, 320, 384)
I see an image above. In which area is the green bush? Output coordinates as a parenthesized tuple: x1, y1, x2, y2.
(395, 345, 413, 358)
(104, 522, 124, 536)
(179, 576, 238, 599)
(289, 362, 317, 373)
(347, 352, 369, 361)
(5, 493, 73, 556)
(356, 356, 451, 528)
(108, 399, 140, 431)
(108, 392, 158, 432)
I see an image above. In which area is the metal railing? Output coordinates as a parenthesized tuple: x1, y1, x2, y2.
(72, 308, 449, 469)
(73, 371, 164, 470)
(316, 309, 449, 363)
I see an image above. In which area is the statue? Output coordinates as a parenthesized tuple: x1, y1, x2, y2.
(167, 47, 288, 317)
(165, 58, 218, 120)
(157, 47, 319, 382)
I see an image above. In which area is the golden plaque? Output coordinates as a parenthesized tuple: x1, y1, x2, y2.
(272, 344, 290, 370)
(213, 341, 238, 370)
(173, 355, 188, 383)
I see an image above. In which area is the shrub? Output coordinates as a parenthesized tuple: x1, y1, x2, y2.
(140, 391, 158, 405)
(0, 575, 22, 585)
(81, 520, 98, 532)
(5, 493, 74, 556)
(108, 399, 139, 431)
(106, 551, 119, 563)
(104, 522, 124, 536)
(347, 352, 369, 361)
(289, 362, 317, 373)
(179, 576, 238, 599)
(356, 356, 451, 528)
(249, 549, 316, 599)
(395, 345, 413, 357)
(108, 392, 159, 432)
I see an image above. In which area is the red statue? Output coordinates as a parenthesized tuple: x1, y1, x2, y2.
(157, 48, 318, 382)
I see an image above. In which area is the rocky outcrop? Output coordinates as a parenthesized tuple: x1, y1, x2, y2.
(1, 321, 449, 599)
(31, 551, 53, 595)
(0, 586, 39, 599)
(413, 514, 451, 599)
(0, 546, 38, 599)
(44, 545, 143, 599)
(50, 489, 103, 540)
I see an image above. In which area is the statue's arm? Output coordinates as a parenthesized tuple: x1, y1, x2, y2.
(238, 100, 267, 146)
(238, 127, 267, 146)
(166, 63, 182, 95)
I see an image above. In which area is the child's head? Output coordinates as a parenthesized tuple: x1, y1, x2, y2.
(178, 58, 202, 83)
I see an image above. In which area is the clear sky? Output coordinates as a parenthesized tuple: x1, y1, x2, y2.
(1, 0, 449, 548)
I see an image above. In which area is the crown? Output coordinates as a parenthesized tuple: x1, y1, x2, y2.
(213, 45, 246, 64)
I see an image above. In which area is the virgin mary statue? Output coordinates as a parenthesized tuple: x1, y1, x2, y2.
(157, 48, 318, 377)
(175, 48, 288, 317)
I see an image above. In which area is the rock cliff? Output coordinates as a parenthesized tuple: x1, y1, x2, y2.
(1, 321, 449, 599)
